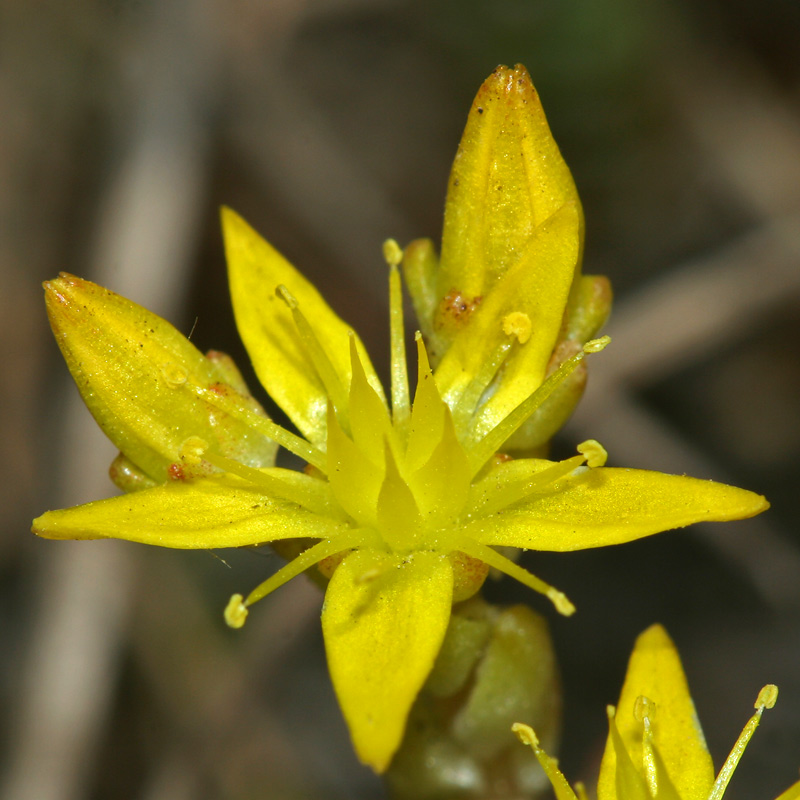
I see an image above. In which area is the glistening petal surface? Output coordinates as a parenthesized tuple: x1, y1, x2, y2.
(321, 549, 453, 772)
(434, 203, 581, 431)
(33, 471, 348, 548)
(44, 274, 276, 482)
(439, 63, 581, 298)
(223, 207, 383, 445)
(468, 467, 769, 551)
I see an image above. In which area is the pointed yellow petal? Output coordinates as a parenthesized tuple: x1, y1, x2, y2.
(44, 274, 276, 483)
(469, 467, 769, 551)
(439, 64, 581, 299)
(405, 335, 446, 472)
(33, 471, 348, 548)
(408, 405, 471, 525)
(348, 336, 393, 466)
(597, 626, 715, 800)
(598, 709, 651, 800)
(222, 207, 383, 445)
(321, 549, 453, 772)
(326, 405, 383, 527)
(435, 203, 581, 425)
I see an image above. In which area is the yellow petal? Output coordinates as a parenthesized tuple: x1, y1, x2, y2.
(469, 467, 769, 551)
(44, 274, 276, 483)
(598, 625, 715, 800)
(223, 207, 383, 445)
(775, 780, 800, 800)
(598, 711, 650, 800)
(321, 549, 453, 772)
(33, 471, 348, 548)
(435, 202, 581, 426)
(439, 64, 581, 299)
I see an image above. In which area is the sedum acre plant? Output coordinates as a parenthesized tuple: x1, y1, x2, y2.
(514, 625, 800, 800)
(34, 65, 770, 776)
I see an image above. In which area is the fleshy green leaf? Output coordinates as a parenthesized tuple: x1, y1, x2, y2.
(33, 471, 347, 548)
(44, 274, 276, 483)
(467, 467, 769, 551)
(223, 207, 383, 446)
(321, 549, 453, 772)
(597, 625, 715, 800)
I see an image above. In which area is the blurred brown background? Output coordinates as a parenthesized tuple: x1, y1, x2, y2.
(2, 1, 799, 798)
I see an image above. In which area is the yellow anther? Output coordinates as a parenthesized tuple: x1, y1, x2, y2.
(179, 436, 208, 465)
(511, 722, 539, 748)
(276, 284, 298, 309)
(502, 311, 532, 344)
(633, 695, 657, 723)
(355, 567, 384, 585)
(577, 439, 608, 468)
(756, 684, 778, 710)
(548, 589, 576, 616)
(161, 363, 188, 388)
(708, 682, 780, 800)
(583, 335, 611, 354)
(224, 594, 248, 628)
(382, 238, 403, 268)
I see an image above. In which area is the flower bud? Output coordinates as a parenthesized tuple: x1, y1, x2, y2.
(44, 273, 277, 487)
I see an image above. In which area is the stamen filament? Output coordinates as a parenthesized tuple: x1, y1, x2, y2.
(512, 723, 579, 800)
(189, 383, 327, 472)
(201, 450, 336, 517)
(451, 340, 513, 430)
(474, 455, 586, 518)
(277, 285, 349, 427)
(455, 537, 575, 615)
(243, 527, 367, 609)
(708, 685, 779, 800)
(467, 337, 609, 476)
(389, 265, 411, 440)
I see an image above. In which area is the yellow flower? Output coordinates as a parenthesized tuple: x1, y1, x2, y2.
(33, 67, 769, 774)
(514, 625, 800, 800)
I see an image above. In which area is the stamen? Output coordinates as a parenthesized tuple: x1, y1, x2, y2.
(637, 697, 659, 796)
(708, 684, 779, 800)
(388, 264, 411, 440)
(201, 449, 338, 517)
(237, 528, 368, 614)
(577, 439, 607, 468)
(161, 363, 188, 388)
(224, 594, 248, 628)
(473, 455, 585, 518)
(451, 340, 513, 429)
(584, 335, 611, 353)
(502, 311, 532, 344)
(277, 285, 349, 427)
(512, 723, 579, 800)
(455, 537, 575, 615)
(178, 436, 209, 465)
(467, 337, 610, 476)
(188, 383, 326, 471)
(382, 238, 403, 267)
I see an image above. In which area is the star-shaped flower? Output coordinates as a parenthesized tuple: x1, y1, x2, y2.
(514, 624, 800, 800)
(33, 66, 769, 773)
